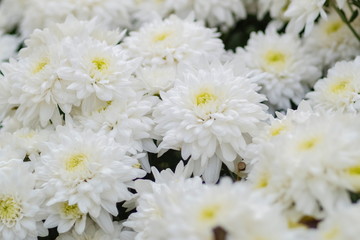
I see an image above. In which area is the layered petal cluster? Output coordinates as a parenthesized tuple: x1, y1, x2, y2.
(153, 60, 269, 182)
(0, 160, 47, 240)
(238, 28, 321, 110)
(247, 110, 360, 219)
(307, 57, 360, 113)
(0, 17, 138, 128)
(36, 125, 146, 234)
(126, 167, 302, 240)
(123, 15, 224, 67)
(305, 11, 360, 68)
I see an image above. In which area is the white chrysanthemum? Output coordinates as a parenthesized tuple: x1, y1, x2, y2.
(0, 17, 131, 128)
(74, 94, 159, 171)
(245, 101, 316, 171)
(21, 16, 123, 54)
(56, 219, 134, 240)
(20, 0, 133, 38)
(1, 45, 77, 127)
(307, 57, 360, 113)
(247, 113, 360, 219)
(36, 125, 146, 233)
(241, 28, 321, 109)
(153, 61, 268, 183)
(304, 11, 360, 68)
(258, 101, 315, 141)
(57, 37, 139, 110)
(284, 0, 327, 35)
(127, 175, 300, 240)
(123, 15, 224, 66)
(0, 160, 47, 240)
(315, 204, 360, 240)
(178, 179, 304, 240)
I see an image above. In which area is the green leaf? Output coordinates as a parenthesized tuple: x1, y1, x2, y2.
(350, 9, 359, 22)
(352, 0, 360, 9)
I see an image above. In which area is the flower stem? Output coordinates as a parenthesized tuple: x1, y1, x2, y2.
(333, 2, 360, 42)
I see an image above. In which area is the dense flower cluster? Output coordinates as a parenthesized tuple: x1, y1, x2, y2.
(0, 0, 360, 239)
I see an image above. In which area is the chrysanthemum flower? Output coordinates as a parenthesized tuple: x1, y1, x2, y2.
(0, 17, 135, 128)
(248, 112, 360, 219)
(127, 173, 300, 240)
(21, 16, 123, 53)
(239, 28, 321, 110)
(0, 160, 47, 240)
(57, 37, 140, 110)
(37, 125, 146, 233)
(1, 45, 77, 127)
(123, 15, 224, 67)
(153, 60, 268, 182)
(307, 57, 360, 113)
(304, 11, 360, 68)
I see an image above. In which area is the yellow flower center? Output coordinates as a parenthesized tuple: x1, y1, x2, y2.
(265, 50, 286, 65)
(65, 154, 87, 172)
(288, 221, 303, 229)
(298, 136, 321, 151)
(92, 58, 109, 72)
(97, 101, 112, 113)
(346, 165, 360, 175)
(255, 172, 269, 189)
(32, 59, 49, 74)
(0, 196, 22, 227)
(196, 92, 217, 106)
(326, 21, 343, 35)
(270, 124, 287, 137)
(132, 163, 142, 169)
(199, 205, 221, 222)
(330, 80, 350, 94)
(18, 132, 36, 139)
(61, 202, 82, 219)
(152, 31, 173, 43)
